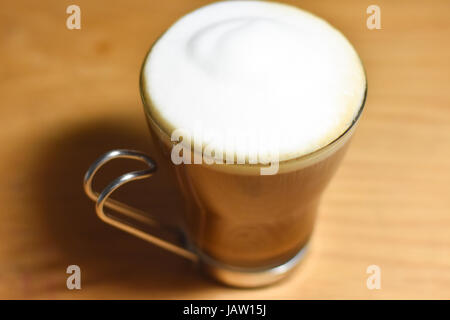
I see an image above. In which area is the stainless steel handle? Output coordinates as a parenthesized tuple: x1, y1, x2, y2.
(83, 149, 198, 262)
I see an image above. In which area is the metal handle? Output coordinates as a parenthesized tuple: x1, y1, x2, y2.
(83, 149, 198, 262)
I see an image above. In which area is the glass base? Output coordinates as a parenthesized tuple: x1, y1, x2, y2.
(198, 244, 309, 288)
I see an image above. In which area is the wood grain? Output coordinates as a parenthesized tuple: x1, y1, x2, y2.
(0, 0, 449, 299)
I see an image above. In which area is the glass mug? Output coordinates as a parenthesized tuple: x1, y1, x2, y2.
(83, 57, 367, 289)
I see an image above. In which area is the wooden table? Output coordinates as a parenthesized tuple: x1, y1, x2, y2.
(1, 0, 449, 299)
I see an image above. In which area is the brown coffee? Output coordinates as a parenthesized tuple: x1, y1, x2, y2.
(145, 114, 358, 268)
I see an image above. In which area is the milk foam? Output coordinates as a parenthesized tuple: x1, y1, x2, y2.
(142, 1, 366, 162)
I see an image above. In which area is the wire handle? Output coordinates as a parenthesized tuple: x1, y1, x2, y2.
(83, 149, 198, 262)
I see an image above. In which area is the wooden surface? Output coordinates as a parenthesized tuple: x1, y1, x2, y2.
(1, 0, 449, 299)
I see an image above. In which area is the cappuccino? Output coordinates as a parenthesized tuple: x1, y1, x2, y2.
(140, 1, 366, 268)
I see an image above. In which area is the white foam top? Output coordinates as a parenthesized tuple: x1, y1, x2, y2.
(143, 1, 366, 162)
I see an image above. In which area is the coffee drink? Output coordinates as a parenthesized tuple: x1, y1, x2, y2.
(140, 1, 366, 268)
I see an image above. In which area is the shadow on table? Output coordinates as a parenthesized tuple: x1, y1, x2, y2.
(30, 113, 219, 297)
